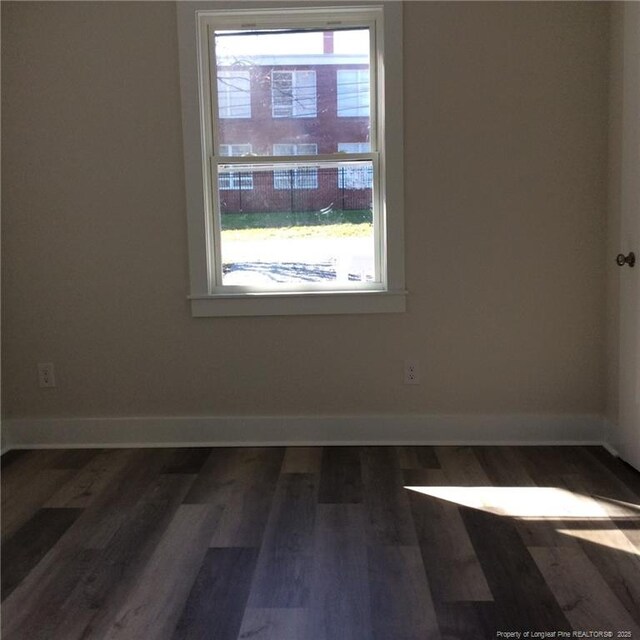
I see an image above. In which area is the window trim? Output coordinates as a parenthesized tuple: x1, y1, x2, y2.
(177, 2, 405, 317)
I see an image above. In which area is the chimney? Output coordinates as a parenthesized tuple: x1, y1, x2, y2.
(323, 31, 334, 54)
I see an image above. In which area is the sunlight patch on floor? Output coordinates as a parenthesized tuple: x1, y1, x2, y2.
(556, 527, 640, 553)
(404, 486, 640, 520)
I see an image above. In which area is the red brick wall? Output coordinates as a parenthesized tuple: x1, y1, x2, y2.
(218, 63, 371, 214)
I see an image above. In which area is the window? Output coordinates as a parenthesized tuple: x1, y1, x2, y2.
(219, 144, 253, 190)
(337, 69, 370, 117)
(273, 144, 318, 189)
(177, 4, 405, 316)
(272, 70, 317, 118)
(217, 70, 251, 119)
(338, 143, 373, 189)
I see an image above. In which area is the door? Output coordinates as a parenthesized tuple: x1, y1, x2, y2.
(616, 2, 640, 471)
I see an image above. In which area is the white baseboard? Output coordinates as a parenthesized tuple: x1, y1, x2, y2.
(1, 413, 605, 450)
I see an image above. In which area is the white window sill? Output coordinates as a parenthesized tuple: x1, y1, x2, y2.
(189, 289, 407, 317)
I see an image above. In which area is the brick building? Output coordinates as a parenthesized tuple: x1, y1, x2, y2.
(216, 33, 373, 214)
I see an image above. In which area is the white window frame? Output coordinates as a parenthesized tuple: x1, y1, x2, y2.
(217, 70, 251, 119)
(177, 3, 405, 317)
(272, 70, 317, 118)
(337, 68, 370, 117)
(273, 144, 318, 189)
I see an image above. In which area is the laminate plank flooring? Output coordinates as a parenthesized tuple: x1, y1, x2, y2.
(305, 504, 371, 640)
(318, 446, 362, 504)
(530, 546, 640, 634)
(1, 507, 82, 600)
(44, 449, 134, 509)
(405, 468, 494, 602)
(247, 472, 317, 608)
(367, 545, 440, 640)
(361, 446, 417, 546)
(184, 448, 284, 548)
(237, 607, 306, 640)
(102, 504, 219, 640)
(48, 474, 197, 640)
(281, 447, 322, 474)
(173, 547, 259, 640)
(396, 445, 440, 470)
(2, 445, 639, 639)
(2, 464, 75, 542)
(586, 446, 640, 497)
(435, 602, 498, 640)
(460, 505, 572, 631)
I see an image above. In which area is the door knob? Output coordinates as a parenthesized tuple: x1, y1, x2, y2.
(616, 252, 636, 267)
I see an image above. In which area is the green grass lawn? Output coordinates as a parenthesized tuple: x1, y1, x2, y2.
(221, 209, 372, 230)
(222, 222, 372, 241)
(221, 209, 373, 241)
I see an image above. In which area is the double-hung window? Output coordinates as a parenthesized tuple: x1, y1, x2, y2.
(177, 4, 405, 316)
(272, 70, 317, 118)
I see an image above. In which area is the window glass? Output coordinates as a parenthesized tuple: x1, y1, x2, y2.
(218, 162, 375, 286)
(204, 19, 385, 293)
(337, 69, 370, 117)
(213, 28, 370, 152)
(273, 143, 318, 189)
(217, 70, 251, 118)
(272, 70, 317, 118)
(338, 142, 373, 188)
(219, 144, 253, 190)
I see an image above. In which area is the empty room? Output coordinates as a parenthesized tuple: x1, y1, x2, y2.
(1, 1, 639, 638)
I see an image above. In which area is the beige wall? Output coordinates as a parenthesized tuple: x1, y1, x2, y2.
(1, 1, 610, 420)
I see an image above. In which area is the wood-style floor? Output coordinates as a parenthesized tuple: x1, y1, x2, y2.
(1, 445, 639, 639)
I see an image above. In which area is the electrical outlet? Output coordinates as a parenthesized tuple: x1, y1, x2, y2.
(38, 362, 56, 388)
(404, 359, 420, 385)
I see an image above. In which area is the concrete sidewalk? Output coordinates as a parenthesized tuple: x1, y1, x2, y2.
(221, 236, 374, 284)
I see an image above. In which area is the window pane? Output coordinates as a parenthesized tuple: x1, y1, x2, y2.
(337, 69, 369, 117)
(272, 71, 294, 117)
(213, 28, 371, 153)
(338, 142, 370, 153)
(218, 162, 375, 286)
(220, 143, 252, 156)
(293, 70, 317, 117)
(217, 70, 251, 119)
(219, 170, 253, 191)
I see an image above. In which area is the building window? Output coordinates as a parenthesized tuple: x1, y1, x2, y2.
(273, 144, 318, 189)
(219, 144, 253, 190)
(217, 70, 251, 119)
(177, 4, 405, 316)
(337, 69, 370, 117)
(338, 143, 373, 189)
(272, 70, 317, 118)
